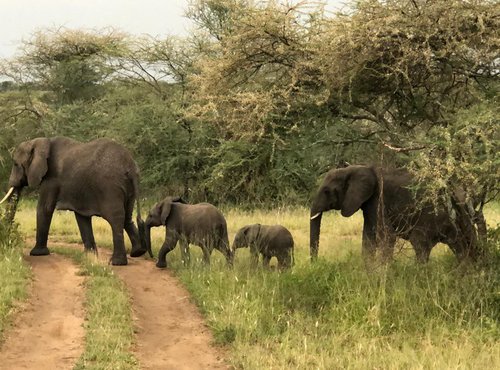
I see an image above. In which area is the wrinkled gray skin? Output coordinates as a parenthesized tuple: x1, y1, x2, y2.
(4, 137, 148, 265)
(233, 224, 294, 270)
(145, 197, 233, 268)
(310, 165, 479, 263)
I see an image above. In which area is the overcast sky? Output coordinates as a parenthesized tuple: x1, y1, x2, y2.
(0, 0, 346, 58)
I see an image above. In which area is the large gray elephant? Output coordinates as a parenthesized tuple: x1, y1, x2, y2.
(310, 165, 480, 263)
(1, 137, 149, 265)
(145, 196, 233, 268)
(232, 224, 294, 270)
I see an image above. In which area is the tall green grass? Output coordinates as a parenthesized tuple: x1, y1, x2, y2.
(0, 210, 30, 341)
(169, 206, 500, 369)
(13, 200, 500, 368)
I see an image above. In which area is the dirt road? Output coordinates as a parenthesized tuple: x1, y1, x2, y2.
(107, 249, 229, 370)
(0, 242, 228, 369)
(0, 253, 85, 370)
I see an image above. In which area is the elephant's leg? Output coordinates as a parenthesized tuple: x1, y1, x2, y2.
(108, 217, 128, 266)
(200, 243, 211, 265)
(414, 243, 433, 263)
(262, 254, 271, 269)
(125, 219, 145, 257)
(156, 232, 178, 268)
(124, 195, 145, 257)
(410, 233, 434, 263)
(75, 213, 97, 254)
(215, 236, 233, 266)
(179, 239, 191, 266)
(277, 252, 292, 270)
(31, 189, 57, 256)
(249, 246, 259, 268)
(361, 233, 376, 262)
(380, 233, 396, 263)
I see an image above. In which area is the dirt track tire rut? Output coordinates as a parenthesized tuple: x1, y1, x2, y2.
(0, 253, 85, 370)
(108, 250, 229, 370)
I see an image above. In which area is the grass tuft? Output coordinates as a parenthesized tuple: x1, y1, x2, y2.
(0, 210, 30, 341)
(53, 247, 138, 370)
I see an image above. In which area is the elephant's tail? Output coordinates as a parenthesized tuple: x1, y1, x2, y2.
(132, 172, 152, 258)
(136, 202, 152, 258)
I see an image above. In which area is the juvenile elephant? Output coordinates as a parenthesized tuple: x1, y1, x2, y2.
(1, 137, 149, 265)
(310, 165, 480, 263)
(145, 197, 233, 268)
(233, 224, 294, 270)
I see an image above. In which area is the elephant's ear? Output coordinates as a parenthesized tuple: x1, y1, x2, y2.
(26, 138, 50, 187)
(241, 225, 251, 236)
(246, 224, 261, 242)
(160, 200, 174, 224)
(341, 167, 376, 217)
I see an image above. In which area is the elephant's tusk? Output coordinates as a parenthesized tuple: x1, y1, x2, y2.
(0, 187, 14, 204)
(310, 212, 322, 220)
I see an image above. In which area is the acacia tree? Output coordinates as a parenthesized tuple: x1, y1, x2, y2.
(2, 28, 128, 104)
(188, 0, 499, 254)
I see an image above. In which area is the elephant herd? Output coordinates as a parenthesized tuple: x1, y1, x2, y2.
(1, 137, 481, 269)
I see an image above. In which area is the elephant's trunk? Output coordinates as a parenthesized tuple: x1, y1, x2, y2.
(144, 224, 153, 258)
(310, 211, 322, 261)
(137, 216, 153, 258)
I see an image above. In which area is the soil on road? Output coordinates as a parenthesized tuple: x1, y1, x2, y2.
(0, 253, 85, 370)
(0, 241, 229, 370)
(107, 249, 229, 370)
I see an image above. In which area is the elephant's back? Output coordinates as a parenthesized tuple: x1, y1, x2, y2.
(63, 139, 137, 180)
(263, 225, 294, 248)
(178, 203, 226, 232)
(55, 139, 138, 214)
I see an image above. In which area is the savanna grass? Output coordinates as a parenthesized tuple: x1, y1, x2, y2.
(14, 200, 500, 369)
(169, 206, 500, 369)
(0, 210, 30, 341)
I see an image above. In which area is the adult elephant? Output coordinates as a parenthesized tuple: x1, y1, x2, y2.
(309, 165, 479, 263)
(0, 136, 151, 265)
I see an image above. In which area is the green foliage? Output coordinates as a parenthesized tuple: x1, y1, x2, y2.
(410, 100, 499, 206)
(0, 0, 498, 211)
(187, 0, 499, 208)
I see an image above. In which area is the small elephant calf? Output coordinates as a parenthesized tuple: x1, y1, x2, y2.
(145, 196, 233, 268)
(232, 224, 294, 270)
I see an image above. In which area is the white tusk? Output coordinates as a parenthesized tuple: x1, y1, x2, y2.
(0, 187, 15, 204)
(310, 212, 322, 220)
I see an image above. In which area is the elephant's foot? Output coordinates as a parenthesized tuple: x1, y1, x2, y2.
(130, 247, 147, 258)
(30, 246, 50, 256)
(111, 254, 128, 266)
(156, 260, 167, 268)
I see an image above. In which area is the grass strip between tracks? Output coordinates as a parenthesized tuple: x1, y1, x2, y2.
(53, 247, 138, 370)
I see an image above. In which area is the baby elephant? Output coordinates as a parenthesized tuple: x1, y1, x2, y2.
(145, 196, 233, 268)
(233, 224, 294, 270)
